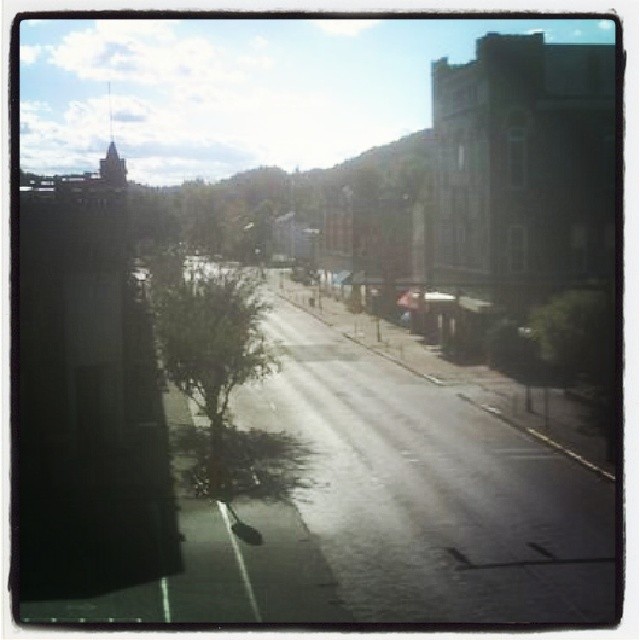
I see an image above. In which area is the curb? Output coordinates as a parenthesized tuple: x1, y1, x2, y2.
(278, 291, 445, 385)
(457, 393, 615, 483)
(277, 288, 616, 485)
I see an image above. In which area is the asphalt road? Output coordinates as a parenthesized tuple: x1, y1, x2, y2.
(229, 290, 619, 625)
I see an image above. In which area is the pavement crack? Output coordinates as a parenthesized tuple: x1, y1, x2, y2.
(528, 541, 558, 560)
(446, 547, 475, 568)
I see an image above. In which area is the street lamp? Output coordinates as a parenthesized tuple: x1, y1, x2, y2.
(372, 289, 382, 342)
(303, 227, 321, 310)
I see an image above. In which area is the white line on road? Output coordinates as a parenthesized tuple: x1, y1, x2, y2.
(217, 500, 263, 623)
(160, 576, 172, 623)
(525, 426, 616, 482)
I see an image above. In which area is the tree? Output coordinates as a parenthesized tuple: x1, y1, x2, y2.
(530, 289, 614, 386)
(153, 272, 278, 493)
(530, 288, 617, 460)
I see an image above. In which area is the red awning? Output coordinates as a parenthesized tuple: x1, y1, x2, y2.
(397, 290, 420, 310)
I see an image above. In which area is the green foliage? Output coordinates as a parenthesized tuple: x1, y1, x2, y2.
(125, 130, 436, 270)
(530, 289, 614, 385)
(145, 244, 186, 287)
(485, 319, 532, 369)
(128, 184, 181, 249)
(153, 273, 277, 429)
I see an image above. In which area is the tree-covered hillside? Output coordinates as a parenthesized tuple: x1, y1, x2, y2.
(22, 128, 437, 265)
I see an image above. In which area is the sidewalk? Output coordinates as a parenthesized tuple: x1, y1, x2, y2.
(271, 272, 616, 482)
(18, 283, 353, 627)
(161, 378, 354, 624)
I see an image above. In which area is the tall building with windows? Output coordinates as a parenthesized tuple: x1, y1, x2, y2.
(428, 32, 616, 352)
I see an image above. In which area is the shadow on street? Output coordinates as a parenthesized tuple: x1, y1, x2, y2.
(171, 421, 317, 504)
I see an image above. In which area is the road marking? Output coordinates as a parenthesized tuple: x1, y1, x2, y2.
(23, 617, 143, 623)
(160, 576, 171, 623)
(495, 447, 558, 460)
(508, 454, 559, 460)
(464, 396, 616, 482)
(400, 450, 421, 463)
(217, 501, 262, 623)
(481, 404, 502, 415)
(525, 426, 616, 482)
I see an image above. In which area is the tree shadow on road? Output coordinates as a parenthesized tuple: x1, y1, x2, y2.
(171, 423, 318, 503)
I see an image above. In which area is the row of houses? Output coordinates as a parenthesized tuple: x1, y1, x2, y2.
(301, 33, 617, 357)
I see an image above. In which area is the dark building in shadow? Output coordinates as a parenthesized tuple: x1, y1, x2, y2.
(19, 143, 129, 501)
(16, 142, 182, 609)
(412, 32, 617, 356)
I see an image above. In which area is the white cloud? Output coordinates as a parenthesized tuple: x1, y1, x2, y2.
(251, 35, 269, 50)
(598, 19, 614, 30)
(21, 19, 410, 185)
(20, 100, 51, 116)
(20, 44, 42, 65)
(310, 19, 380, 37)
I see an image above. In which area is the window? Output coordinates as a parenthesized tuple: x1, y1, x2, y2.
(507, 225, 527, 273)
(570, 224, 588, 274)
(458, 144, 466, 171)
(508, 128, 526, 188)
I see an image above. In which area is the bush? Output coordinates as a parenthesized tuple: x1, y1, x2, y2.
(486, 319, 535, 371)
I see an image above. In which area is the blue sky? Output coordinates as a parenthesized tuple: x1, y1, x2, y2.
(19, 16, 617, 186)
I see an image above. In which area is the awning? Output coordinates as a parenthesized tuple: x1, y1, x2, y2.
(397, 290, 457, 310)
(424, 291, 456, 303)
(459, 295, 494, 314)
(397, 290, 420, 310)
(349, 271, 383, 286)
(332, 270, 352, 286)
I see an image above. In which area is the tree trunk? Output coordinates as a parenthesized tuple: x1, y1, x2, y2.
(208, 410, 231, 500)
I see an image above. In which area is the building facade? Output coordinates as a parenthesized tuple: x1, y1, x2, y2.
(19, 142, 129, 492)
(423, 32, 616, 355)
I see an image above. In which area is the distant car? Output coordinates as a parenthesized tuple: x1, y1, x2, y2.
(291, 266, 313, 285)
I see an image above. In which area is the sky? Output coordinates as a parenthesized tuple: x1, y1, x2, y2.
(18, 16, 617, 186)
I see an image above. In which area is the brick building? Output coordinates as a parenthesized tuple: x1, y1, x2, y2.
(420, 32, 617, 355)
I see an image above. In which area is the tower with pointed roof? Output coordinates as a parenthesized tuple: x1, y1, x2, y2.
(99, 140, 127, 186)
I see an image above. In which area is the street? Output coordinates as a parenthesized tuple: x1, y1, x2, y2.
(228, 287, 618, 623)
(17, 278, 618, 628)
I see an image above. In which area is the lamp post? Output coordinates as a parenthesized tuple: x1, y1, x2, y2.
(518, 326, 535, 413)
(304, 227, 321, 310)
(372, 289, 382, 342)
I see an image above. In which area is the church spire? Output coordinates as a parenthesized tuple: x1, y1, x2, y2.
(100, 82, 127, 186)
(100, 140, 127, 186)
